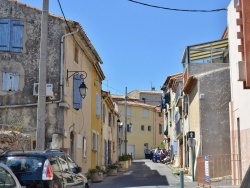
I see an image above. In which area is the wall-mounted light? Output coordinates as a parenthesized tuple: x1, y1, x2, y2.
(66, 69, 88, 99)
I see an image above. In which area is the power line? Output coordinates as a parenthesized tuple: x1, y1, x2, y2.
(128, 0, 227, 12)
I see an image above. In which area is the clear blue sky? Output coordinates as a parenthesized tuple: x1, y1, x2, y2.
(19, 0, 231, 95)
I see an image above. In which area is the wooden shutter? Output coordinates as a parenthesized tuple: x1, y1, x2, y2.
(73, 74, 82, 110)
(2, 72, 9, 91)
(0, 19, 11, 51)
(11, 20, 24, 52)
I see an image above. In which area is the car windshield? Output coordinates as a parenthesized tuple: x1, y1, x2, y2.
(0, 156, 44, 174)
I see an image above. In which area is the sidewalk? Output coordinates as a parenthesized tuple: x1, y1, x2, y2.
(165, 163, 199, 188)
(165, 163, 240, 188)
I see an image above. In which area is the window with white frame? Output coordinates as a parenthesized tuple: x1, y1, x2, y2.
(142, 108, 149, 118)
(92, 131, 98, 151)
(2, 72, 20, 91)
(148, 125, 151, 131)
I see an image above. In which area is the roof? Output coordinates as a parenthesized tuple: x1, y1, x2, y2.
(117, 101, 157, 109)
(161, 73, 183, 90)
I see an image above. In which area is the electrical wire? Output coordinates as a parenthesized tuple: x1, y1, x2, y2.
(128, 0, 227, 12)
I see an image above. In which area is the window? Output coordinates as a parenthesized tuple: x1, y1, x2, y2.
(148, 126, 151, 131)
(108, 112, 112, 126)
(2, 72, 20, 91)
(57, 155, 69, 172)
(96, 94, 101, 116)
(141, 125, 144, 131)
(159, 124, 163, 135)
(66, 156, 79, 174)
(126, 107, 131, 117)
(0, 166, 17, 187)
(73, 74, 82, 110)
(92, 132, 98, 151)
(82, 137, 86, 158)
(142, 108, 149, 118)
(0, 19, 24, 52)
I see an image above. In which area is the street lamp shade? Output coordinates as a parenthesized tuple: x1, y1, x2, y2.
(117, 119, 121, 126)
(79, 81, 87, 99)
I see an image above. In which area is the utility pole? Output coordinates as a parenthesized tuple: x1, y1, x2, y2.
(36, 0, 49, 150)
(124, 87, 127, 155)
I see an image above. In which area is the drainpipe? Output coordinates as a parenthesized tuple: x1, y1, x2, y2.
(0, 29, 79, 109)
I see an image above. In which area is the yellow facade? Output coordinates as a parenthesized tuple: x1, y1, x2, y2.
(62, 25, 104, 173)
(117, 101, 158, 159)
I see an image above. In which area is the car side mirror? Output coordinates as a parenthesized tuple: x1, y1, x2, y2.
(76, 166, 82, 173)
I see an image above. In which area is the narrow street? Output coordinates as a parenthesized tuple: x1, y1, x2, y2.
(90, 159, 198, 188)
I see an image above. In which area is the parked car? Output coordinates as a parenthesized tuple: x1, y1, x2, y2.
(152, 148, 161, 163)
(0, 149, 89, 188)
(0, 163, 22, 188)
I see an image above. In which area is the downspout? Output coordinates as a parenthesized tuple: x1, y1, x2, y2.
(0, 29, 79, 109)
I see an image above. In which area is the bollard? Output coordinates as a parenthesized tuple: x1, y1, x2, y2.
(180, 170, 184, 188)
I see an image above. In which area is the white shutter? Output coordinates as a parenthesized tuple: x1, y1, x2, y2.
(96, 94, 101, 116)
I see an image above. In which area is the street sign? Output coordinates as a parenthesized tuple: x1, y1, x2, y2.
(187, 131, 195, 138)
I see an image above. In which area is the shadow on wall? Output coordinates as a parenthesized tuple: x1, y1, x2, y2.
(240, 165, 250, 188)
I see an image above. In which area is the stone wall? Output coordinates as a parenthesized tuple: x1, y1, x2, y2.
(0, 131, 31, 153)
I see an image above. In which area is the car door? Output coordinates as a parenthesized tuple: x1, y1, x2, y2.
(0, 163, 22, 188)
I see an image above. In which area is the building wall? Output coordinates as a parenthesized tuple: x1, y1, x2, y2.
(188, 83, 200, 169)
(91, 69, 102, 168)
(62, 34, 93, 173)
(0, 0, 65, 146)
(117, 102, 155, 159)
(188, 63, 229, 77)
(228, 0, 250, 179)
(199, 68, 231, 156)
(154, 107, 164, 147)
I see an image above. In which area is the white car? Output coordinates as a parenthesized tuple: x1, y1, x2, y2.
(0, 163, 22, 188)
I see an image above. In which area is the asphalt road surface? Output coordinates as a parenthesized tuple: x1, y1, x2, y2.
(90, 159, 198, 188)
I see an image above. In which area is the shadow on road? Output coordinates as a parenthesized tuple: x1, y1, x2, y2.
(91, 161, 170, 188)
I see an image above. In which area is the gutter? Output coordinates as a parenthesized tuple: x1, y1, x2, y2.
(0, 29, 79, 109)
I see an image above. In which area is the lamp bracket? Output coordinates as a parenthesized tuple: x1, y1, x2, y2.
(67, 69, 87, 81)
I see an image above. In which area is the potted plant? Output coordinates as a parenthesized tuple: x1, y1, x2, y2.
(88, 168, 103, 183)
(107, 164, 118, 176)
(118, 155, 129, 169)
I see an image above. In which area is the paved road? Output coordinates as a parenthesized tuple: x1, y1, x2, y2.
(89, 159, 198, 188)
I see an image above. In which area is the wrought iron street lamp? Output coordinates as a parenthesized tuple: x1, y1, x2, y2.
(66, 69, 88, 99)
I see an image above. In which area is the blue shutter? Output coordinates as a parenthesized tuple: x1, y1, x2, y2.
(73, 74, 82, 110)
(10, 20, 23, 52)
(2, 72, 9, 91)
(173, 139, 178, 155)
(12, 73, 20, 91)
(0, 19, 11, 51)
(96, 94, 101, 116)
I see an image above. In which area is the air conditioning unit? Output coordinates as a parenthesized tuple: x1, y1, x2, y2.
(33, 83, 54, 97)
